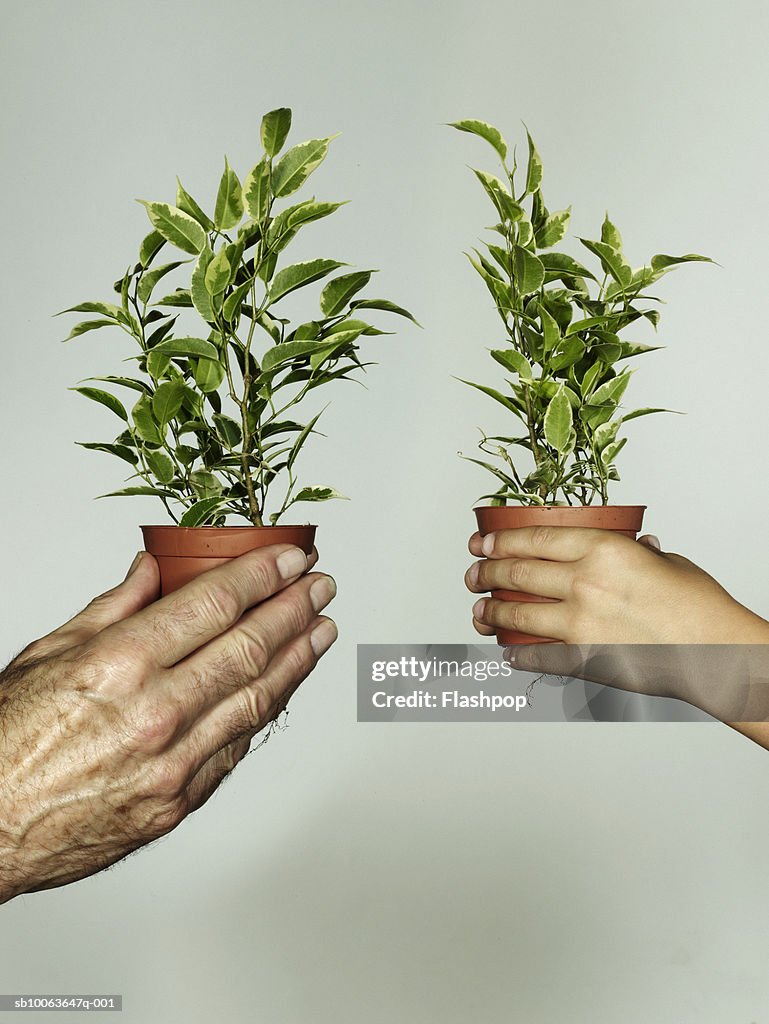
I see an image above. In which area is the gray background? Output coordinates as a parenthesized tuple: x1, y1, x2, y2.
(2, 0, 769, 1021)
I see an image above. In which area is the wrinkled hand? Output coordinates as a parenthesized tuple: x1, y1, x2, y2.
(0, 545, 337, 904)
(465, 527, 769, 644)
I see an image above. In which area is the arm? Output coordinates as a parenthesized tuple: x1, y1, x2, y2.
(0, 545, 337, 904)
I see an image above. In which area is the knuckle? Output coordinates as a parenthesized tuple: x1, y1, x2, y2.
(531, 525, 556, 550)
(505, 558, 530, 590)
(143, 754, 188, 805)
(69, 637, 140, 696)
(233, 626, 272, 680)
(194, 581, 243, 629)
(129, 699, 181, 753)
(505, 601, 531, 633)
(144, 792, 189, 837)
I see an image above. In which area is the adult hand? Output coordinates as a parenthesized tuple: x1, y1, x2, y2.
(465, 527, 769, 645)
(0, 545, 337, 904)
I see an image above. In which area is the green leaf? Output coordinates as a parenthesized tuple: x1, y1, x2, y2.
(272, 137, 333, 197)
(137, 260, 189, 304)
(591, 370, 632, 406)
(193, 357, 226, 393)
(139, 230, 166, 268)
(96, 486, 177, 499)
(222, 279, 253, 322)
(242, 158, 270, 222)
(151, 336, 219, 360)
(76, 441, 138, 465)
(524, 128, 543, 194)
(212, 413, 242, 447)
(191, 245, 215, 321)
(350, 298, 421, 326)
(617, 341, 662, 360)
(179, 496, 230, 527)
(593, 419, 621, 454)
(621, 407, 679, 422)
(62, 319, 117, 342)
(175, 177, 214, 231)
(152, 379, 186, 428)
(319, 270, 374, 317)
(472, 169, 521, 222)
(261, 107, 292, 157)
(449, 118, 507, 162)
(550, 337, 585, 372)
(457, 378, 522, 415)
(145, 448, 175, 484)
(287, 410, 324, 471)
(70, 386, 128, 421)
(136, 201, 207, 255)
(132, 394, 163, 444)
(540, 305, 561, 354)
(543, 386, 573, 453)
(269, 258, 345, 303)
(147, 350, 171, 380)
(153, 289, 193, 308)
(292, 486, 347, 503)
(287, 199, 346, 229)
(539, 252, 597, 283)
(579, 238, 632, 288)
(489, 348, 532, 378)
(513, 245, 545, 296)
(650, 253, 714, 272)
(55, 301, 124, 321)
(535, 206, 571, 249)
(204, 247, 232, 296)
(600, 437, 627, 467)
(262, 340, 325, 372)
(214, 156, 244, 231)
(82, 375, 150, 394)
(189, 469, 223, 499)
(601, 213, 623, 252)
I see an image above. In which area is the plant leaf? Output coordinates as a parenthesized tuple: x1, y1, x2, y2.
(76, 441, 138, 465)
(137, 260, 189, 304)
(214, 156, 244, 230)
(543, 386, 573, 453)
(269, 258, 345, 303)
(524, 128, 543, 194)
(152, 379, 186, 428)
(272, 137, 333, 198)
(179, 496, 230, 527)
(204, 247, 232, 296)
(139, 230, 166, 268)
(96, 486, 177, 499)
(292, 486, 347, 503)
(535, 206, 571, 249)
(350, 298, 421, 326)
(175, 177, 214, 231)
(489, 349, 532, 378)
(320, 270, 373, 317)
(70, 386, 128, 422)
(601, 213, 623, 252)
(151, 336, 219, 360)
(242, 158, 270, 222)
(449, 118, 507, 162)
(136, 201, 207, 255)
(513, 245, 545, 295)
(145, 448, 174, 484)
(261, 107, 292, 157)
(132, 394, 163, 444)
(62, 319, 118, 342)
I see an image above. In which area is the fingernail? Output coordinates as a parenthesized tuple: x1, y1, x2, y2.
(125, 551, 143, 579)
(472, 598, 487, 620)
(467, 561, 480, 587)
(645, 534, 661, 551)
(310, 575, 337, 612)
(482, 534, 495, 556)
(311, 618, 338, 656)
(277, 547, 308, 580)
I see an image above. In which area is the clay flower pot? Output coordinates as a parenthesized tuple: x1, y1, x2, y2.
(141, 524, 317, 597)
(474, 505, 646, 645)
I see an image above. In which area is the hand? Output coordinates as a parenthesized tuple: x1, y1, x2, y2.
(465, 527, 769, 644)
(0, 545, 337, 904)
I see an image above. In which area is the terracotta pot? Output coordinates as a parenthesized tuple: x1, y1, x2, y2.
(474, 505, 646, 645)
(140, 524, 317, 597)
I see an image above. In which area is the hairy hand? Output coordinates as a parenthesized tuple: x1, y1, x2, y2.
(465, 527, 769, 644)
(0, 545, 337, 904)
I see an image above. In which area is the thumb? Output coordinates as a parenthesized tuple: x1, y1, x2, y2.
(638, 533, 662, 552)
(21, 552, 161, 662)
(73, 551, 161, 636)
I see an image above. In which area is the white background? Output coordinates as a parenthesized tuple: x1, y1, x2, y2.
(2, 1, 769, 1020)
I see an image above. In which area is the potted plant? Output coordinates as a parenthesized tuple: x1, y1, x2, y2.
(449, 118, 711, 643)
(59, 107, 417, 595)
